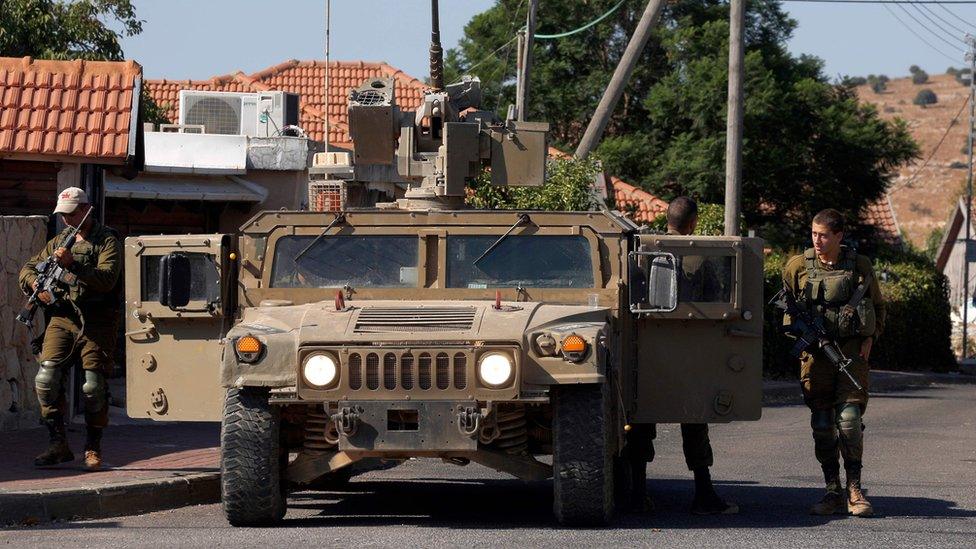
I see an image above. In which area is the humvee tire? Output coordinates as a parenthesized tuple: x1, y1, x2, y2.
(552, 383, 614, 526)
(221, 388, 287, 526)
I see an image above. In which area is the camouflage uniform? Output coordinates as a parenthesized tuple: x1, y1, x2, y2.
(19, 222, 123, 428)
(782, 246, 885, 503)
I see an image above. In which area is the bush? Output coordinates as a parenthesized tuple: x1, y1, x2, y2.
(909, 65, 921, 74)
(466, 155, 603, 211)
(912, 70, 929, 85)
(950, 160, 967, 169)
(867, 74, 888, 93)
(761, 248, 955, 377)
(841, 75, 867, 87)
(913, 89, 937, 106)
(947, 66, 960, 76)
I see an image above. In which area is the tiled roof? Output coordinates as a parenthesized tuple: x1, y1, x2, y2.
(861, 196, 903, 249)
(611, 176, 668, 223)
(145, 60, 427, 146)
(0, 56, 141, 162)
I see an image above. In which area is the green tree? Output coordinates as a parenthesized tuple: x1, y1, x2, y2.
(447, 1, 917, 248)
(467, 156, 603, 210)
(914, 89, 937, 106)
(0, 0, 168, 124)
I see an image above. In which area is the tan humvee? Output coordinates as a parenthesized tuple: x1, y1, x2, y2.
(123, 16, 764, 527)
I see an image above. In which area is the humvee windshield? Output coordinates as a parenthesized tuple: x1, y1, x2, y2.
(447, 235, 594, 288)
(271, 235, 419, 288)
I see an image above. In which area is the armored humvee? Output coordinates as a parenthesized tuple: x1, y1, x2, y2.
(124, 8, 764, 528)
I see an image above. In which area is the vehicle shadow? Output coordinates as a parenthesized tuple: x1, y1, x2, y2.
(284, 477, 976, 529)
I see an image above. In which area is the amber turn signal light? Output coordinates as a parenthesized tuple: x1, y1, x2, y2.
(561, 335, 588, 362)
(235, 335, 263, 363)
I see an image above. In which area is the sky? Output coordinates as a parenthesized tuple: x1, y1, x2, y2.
(120, 1, 976, 82)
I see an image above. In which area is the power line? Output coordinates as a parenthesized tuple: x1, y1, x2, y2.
(783, 1, 976, 4)
(894, 94, 971, 191)
(939, 4, 976, 29)
(917, 2, 971, 35)
(909, 3, 968, 43)
(884, 3, 964, 61)
(896, 4, 966, 52)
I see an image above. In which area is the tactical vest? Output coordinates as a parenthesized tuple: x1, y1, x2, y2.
(801, 247, 876, 339)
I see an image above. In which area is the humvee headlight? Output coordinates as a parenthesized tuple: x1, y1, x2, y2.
(561, 335, 589, 363)
(235, 335, 264, 363)
(478, 352, 514, 387)
(303, 353, 339, 388)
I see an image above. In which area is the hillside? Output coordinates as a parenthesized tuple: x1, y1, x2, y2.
(856, 73, 969, 247)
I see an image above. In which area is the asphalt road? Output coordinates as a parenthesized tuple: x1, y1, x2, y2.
(3, 384, 974, 547)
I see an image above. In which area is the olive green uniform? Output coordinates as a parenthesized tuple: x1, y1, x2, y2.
(782, 246, 885, 490)
(19, 222, 122, 427)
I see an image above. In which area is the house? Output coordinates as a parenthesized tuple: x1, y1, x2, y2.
(935, 198, 973, 315)
(0, 56, 143, 222)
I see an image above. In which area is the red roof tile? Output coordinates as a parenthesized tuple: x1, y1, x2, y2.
(861, 196, 903, 248)
(0, 56, 141, 162)
(145, 60, 427, 147)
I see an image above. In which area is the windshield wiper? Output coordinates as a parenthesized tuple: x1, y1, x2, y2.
(294, 213, 345, 263)
(474, 213, 532, 265)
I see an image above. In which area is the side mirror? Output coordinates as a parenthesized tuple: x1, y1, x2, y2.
(629, 251, 678, 313)
(159, 253, 191, 309)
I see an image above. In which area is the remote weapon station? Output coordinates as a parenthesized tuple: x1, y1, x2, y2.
(124, 1, 764, 526)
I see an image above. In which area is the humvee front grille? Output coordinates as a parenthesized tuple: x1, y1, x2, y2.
(353, 307, 477, 333)
(348, 349, 468, 393)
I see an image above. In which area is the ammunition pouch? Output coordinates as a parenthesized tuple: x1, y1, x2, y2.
(837, 298, 876, 338)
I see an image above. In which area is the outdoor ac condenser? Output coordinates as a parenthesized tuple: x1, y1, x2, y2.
(178, 90, 300, 137)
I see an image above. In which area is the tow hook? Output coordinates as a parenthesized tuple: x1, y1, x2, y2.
(457, 406, 482, 437)
(331, 406, 361, 437)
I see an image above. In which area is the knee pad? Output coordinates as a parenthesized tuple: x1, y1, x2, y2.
(34, 361, 62, 405)
(81, 370, 107, 414)
(835, 403, 862, 432)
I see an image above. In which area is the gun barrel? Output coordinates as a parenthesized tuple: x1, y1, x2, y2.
(429, 0, 444, 91)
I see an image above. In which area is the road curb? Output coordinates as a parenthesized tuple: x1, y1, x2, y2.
(0, 472, 219, 526)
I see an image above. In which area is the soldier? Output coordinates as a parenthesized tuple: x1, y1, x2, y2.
(627, 196, 738, 515)
(18, 187, 122, 470)
(782, 208, 885, 517)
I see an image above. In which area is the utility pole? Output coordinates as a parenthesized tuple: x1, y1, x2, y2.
(517, 0, 538, 121)
(575, 0, 666, 159)
(964, 36, 975, 359)
(324, 0, 331, 152)
(724, 0, 744, 237)
(515, 30, 525, 119)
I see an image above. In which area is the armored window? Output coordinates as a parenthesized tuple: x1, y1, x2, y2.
(270, 235, 419, 288)
(676, 255, 735, 303)
(142, 253, 219, 303)
(446, 235, 594, 289)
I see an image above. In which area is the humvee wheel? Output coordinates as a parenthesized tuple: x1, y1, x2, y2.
(552, 383, 614, 526)
(221, 388, 287, 526)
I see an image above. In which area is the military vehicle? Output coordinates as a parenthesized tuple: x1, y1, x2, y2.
(124, 3, 764, 527)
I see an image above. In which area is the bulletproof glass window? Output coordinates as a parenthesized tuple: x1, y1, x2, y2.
(142, 253, 219, 303)
(676, 255, 735, 303)
(447, 235, 594, 288)
(271, 235, 419, 288)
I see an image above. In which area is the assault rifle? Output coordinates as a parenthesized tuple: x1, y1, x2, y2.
(15, 206, 93, 326)
(769, 287, 863, 391)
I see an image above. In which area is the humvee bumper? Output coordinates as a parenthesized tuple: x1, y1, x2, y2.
(337, 401, 479, 451)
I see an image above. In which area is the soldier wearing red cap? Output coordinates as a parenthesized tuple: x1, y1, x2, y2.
(18, 187, 122, 471)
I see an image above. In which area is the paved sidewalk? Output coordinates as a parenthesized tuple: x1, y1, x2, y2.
(0, 369, 970, 526)
(0, 415, 219, 525)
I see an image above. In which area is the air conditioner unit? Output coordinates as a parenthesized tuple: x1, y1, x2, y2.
(178, 90, 300, 137)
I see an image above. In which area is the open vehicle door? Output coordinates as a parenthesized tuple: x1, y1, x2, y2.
(123, 234, 234, 421)
(629, 234, 764, 423)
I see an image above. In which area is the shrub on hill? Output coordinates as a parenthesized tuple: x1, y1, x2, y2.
(912, 70, 929, 84)
(909, 65, 921, 74)
(913, 89, 937, 106)
(947, 66, 960, 76)
(841, 75, 867, 87)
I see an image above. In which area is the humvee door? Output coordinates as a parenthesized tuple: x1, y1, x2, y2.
(124, 234, 233, 421)
(629, 235, 764, 423)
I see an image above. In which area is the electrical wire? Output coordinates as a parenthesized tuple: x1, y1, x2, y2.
(783, 1, 976, 4)
(894, 94, 971, 191)
(533, 0, 629, 39)
(884, 3, 965, 61)
(916, 2, 971, 35)
(897, 4, 967, 51)
(939, 4, 976, 29)
(909, 2, 968, 42)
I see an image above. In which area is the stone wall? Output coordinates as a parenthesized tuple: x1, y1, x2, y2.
(0, 216, 48, 430)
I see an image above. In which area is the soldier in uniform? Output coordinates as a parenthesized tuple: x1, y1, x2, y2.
(18, 188, 122, 470)
(781, 208, 885, 517)
(626, 196, 738, 515)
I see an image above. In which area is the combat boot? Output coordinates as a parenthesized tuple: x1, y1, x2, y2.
(83, 426, 103, 471)
(690, 467, 739, 515)
(810, 468, 846, 515)
(847, 470, 873, 517)
(34, 418, 74, 467)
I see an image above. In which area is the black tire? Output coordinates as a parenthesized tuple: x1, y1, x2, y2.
(221, 387, 287, 526)
(552, 383, 614, 526)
